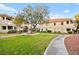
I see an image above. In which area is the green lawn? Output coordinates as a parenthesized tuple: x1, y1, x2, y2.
(0, 33, 59, 55)
(0, 33, 20, 36)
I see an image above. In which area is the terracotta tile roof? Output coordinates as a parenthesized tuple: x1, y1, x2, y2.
(48, 18, 75, 23)
(0, 14, 13, 19)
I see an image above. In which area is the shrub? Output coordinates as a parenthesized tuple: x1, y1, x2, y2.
(40, 31, 47, 33)
(67, 31, 72, 34)
(8, 30, 17, 33)
(36, 29, 40, 32)
(53, 31, 61, 34)
(31, 28, 37, 32)
(77, 29, 79, 33)
(18, 30, 23, 33)
(23, 26, 28, 32)
(47, 30, 52, 33)
(72, 29, 77, 34)
(66, 28, 73, 34)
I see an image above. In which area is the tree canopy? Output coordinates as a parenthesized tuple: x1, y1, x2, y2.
(75, 14, 79, 21)
(14, 14, 24, 27)
(21, 5, 49, 28)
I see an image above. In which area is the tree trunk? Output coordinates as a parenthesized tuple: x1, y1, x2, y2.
(27, 24, 32, 34)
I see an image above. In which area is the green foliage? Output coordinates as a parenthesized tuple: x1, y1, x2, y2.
(75, 14, 79, 29)
(66, 29, 73, 34)
(47, 30, 52, 33)
(14, 14, 24, 26)
(30, 28, 37, 33)
(8, 30, 17, 33)
(75, 14, 79, 21)
(0, 33, 58, 55)
(67, 31, 73, 34)
(23, 26, 28, 32)
(21, 5, 49, 28)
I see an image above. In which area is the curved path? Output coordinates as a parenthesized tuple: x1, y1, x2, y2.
(44, 35, 68, 55)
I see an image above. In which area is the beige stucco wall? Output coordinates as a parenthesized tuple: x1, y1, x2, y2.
(0, 16, 16, 33)
(46, 21, 76, 33)
(36, 21, 76, 33)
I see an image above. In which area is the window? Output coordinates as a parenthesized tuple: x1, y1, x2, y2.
(54, 22, 56, 25)
(66, 28, 71, 31)
(8, 26, 13, 30)
(14, 27, 16, 29)
(3, 17, 4, 20)
(61, 22, 63, 25)
(6, 18, 11, 20)
(70, 20, 73, 24)
(2, 26, 6, 30)
(67, 21, 69, 24)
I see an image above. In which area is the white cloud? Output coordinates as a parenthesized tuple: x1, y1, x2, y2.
(0, 4, 18, 16)
(64, 9, 69, 13)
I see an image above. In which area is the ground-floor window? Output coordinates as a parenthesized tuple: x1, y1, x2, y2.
(14, 27, 16, 29)
(66, 28, 71, 31)
(8, 26, 13, 30)
(2, 26, 6, 30)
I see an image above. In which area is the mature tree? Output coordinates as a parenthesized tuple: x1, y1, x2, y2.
(21, 5, 34, 33)
(21, 5, 49, 32)
(75, 14, 79, 29)
(22, 5, 34, 24)
(14, 14, 24, 32)
(33, 5, 49, 28)
(75, 14, 79, 21)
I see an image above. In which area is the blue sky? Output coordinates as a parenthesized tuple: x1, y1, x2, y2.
(0, 3, 79, 18)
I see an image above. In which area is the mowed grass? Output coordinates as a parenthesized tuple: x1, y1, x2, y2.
(0, 33, 20, 36)
(0, 33, 59, 55)
(0, 33, 12, 36)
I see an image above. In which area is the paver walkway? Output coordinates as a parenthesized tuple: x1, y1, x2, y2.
(44, 35, 68, 55)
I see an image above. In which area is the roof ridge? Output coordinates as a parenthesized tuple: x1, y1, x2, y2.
(48, 18, 75, 23)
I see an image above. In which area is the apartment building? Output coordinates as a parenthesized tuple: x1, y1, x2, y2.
(0, 14, 16, 33)
(36, 18, 76, 33)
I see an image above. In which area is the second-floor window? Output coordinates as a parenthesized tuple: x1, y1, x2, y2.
(2, 26, 6, 30)
(67, 21, 69, 24)
(61, 22, 63, 25)
(8, 26, 13, 30)
(3, 17, 4, 20)
(70, 20, 73, 24)
(54, 22, 56, 26)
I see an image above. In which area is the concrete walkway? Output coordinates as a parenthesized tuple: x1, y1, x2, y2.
(44, 35, 68, 55)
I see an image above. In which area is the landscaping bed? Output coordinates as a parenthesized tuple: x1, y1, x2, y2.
(65, 34, 79, 55)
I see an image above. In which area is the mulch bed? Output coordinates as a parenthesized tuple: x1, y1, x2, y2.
(65, 34, 79, 55)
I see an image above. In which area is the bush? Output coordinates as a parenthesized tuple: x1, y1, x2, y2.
(67, 31, 72, 34)
(31, 28, 37, 32)
(23, 26, 28, 32)
(72, 29, 77, 34)
(8, 30, 17, 33)
(53, 31, 61, 34)
(40, 31, 47, 33)
(77, 29, 79, 33)
(66, 28, 73, 34)
(18, 30, 23, 33)
(47, 30, 52, 33)
(36, 29, 40, 32)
